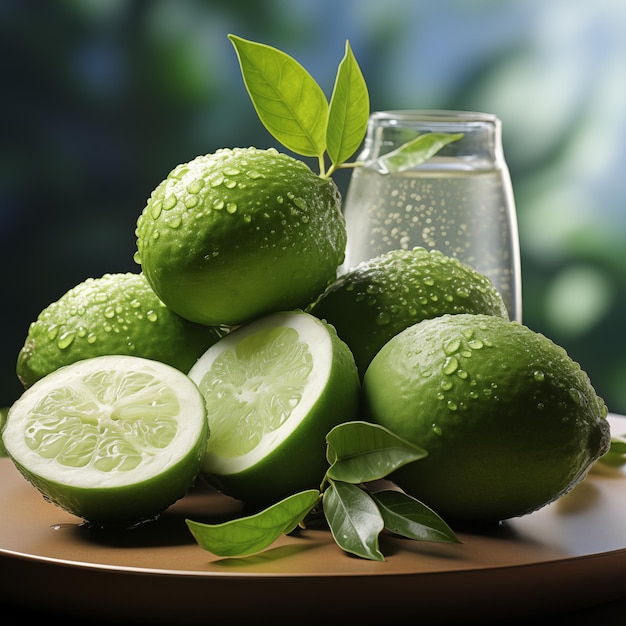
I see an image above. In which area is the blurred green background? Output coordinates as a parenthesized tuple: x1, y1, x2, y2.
(1, 0, 625, 413)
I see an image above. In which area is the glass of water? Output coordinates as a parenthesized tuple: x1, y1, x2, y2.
(341, 110, 522, 321)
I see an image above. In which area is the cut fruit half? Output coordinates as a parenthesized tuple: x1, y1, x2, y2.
(2, 355, 208, 526)
(188, 310, 360, 505)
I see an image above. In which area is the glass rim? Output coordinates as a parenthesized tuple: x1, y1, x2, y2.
(370, 110, 499, 124)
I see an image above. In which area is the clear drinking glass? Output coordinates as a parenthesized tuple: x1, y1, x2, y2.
(341, 110, 522, 321)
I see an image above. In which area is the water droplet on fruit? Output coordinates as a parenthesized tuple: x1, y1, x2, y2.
(103, 307, 115, 319)
(227, 203, 237, 214)
(150, 201, 163, 219)
(440, 380, 453, 391)
(376, 311, 391, 326)
(213, 199, 224, 210)
(164, 195, 177, 210)
(431, 423, 442, 435)
(442, 356, 459, 375)
(57, 331, 75, 349)
(468, 339, 484, 350)
(246, 170, 262, 179)
(224, 179, 237, 189)
(447, 401, 458, 411)
(184, 195, 198, 208)
(533, 370, 545, 382)
(46, 324, 59, 340)
(186, 179, 204, 194)
(224, 167, 240, 176)
(147, 311, 158, 322)
(443, 339, 460, 355)
(294, 197, 306, 210)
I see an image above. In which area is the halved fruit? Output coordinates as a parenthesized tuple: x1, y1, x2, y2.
(2, 355, 208, 526)
(188, 310, 360, 505)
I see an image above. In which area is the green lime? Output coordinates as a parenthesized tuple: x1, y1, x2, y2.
(188, 310, 360, 505)
(0, 407, 8, 457)
(134, 147, 346, 327)
(362, 314, 610, 524)
(308, 247, 509, 377)
(2, 355, 208, 526)
(16, 272, 225, 389)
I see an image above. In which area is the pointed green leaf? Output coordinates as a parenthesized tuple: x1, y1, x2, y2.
(326, 40, 369, 168)
(228, 34, 328, 158)
(377, 132, 464, 174)
(186, 489, 319, 557)
(326, 421, 427, 484)
(323, 480, 385, 561)
(371, 489, 460, 543)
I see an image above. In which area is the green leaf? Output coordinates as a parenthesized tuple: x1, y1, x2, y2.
(186, 489, 319, 557)
(228, 34, 328, 158)
(598, 435, 626, 468)
(377, 132, 464, 174)
(371, 489, 460, 543)
(323, 480, 385, 561)
(326, 41, 369, 169)
(325, 421, 427, 484)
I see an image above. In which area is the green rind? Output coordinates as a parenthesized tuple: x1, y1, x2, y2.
(309, 247, 509, 377)
(135, 147, 346, 326)
(4, 356, 210, 526)
(8, 422, 207, 526)
(363, 314, 611, 524)
(16, 272, 225, 388)
(202, 316, 361, 506)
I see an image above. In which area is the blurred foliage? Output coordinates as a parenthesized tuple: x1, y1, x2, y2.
(1, 0, 624, 413)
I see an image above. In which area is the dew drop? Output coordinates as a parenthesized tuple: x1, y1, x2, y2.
(224, 179, 237, 189)
(103, 307, 116, 319)
(440, 380, 453, 391)
(150, 201, 163, 219)
(468, 339, 484, 350)
(456, 369, 468, 379)
(443, 339, 461, 355)
(164, 195, 177, 210)
(533, 370, 545, 382)
(184, 195, 198, 208)
(186, 179, 204, 194)
(57, 331, 75, 349)
(447, 401, 458, 411)
(431, 423, 442, 436)
(46, 324, 59, 340)
(246, 170, 262, 179)
(226, 203, 237, 214)
(375, 311, 391, 326)
(442, 356, 459, 375)
(147, 311, 158, 322)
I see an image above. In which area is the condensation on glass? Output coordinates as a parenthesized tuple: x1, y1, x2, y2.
(341, 110, 522, 322)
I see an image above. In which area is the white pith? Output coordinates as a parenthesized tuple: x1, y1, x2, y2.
(188, 311, 332, 475)
(2, 355, 206, 488)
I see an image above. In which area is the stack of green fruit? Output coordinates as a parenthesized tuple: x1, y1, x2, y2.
(1, 36, 612, 561)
